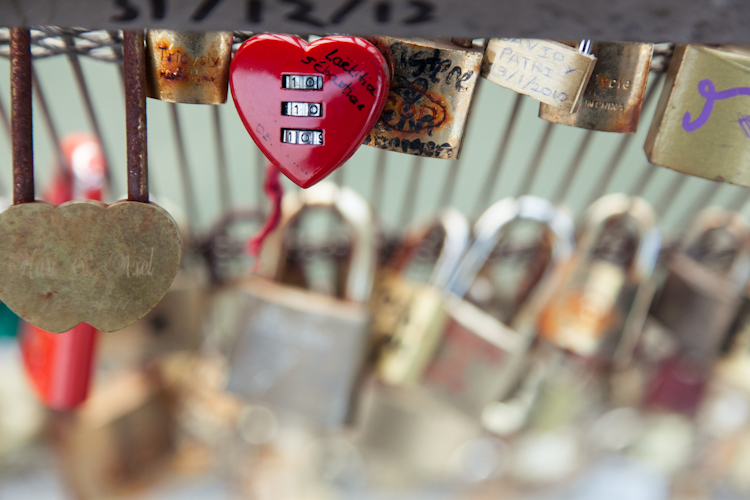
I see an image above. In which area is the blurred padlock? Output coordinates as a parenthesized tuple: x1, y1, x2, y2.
(651, 207, 750, 365)
(645, 207, 750, 415)
(645, 45, 750, 186)
(539, 42, 653, 133)
(538, 194, 660, 360)
(363, 37, 484, 159)
(481, 38, 596, 112)
(226, 183, 377, 428)
(373, 209, 470, 385)
(56, 370, 175, 500)
(146, 30, 233, 104)
(413, 197, 574, 418)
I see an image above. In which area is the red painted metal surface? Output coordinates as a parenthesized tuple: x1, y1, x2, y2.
(230, 34, 389, 188)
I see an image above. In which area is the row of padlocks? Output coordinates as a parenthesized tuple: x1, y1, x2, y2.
(2, 164, 750, 498)
(1, 26, 750, 499)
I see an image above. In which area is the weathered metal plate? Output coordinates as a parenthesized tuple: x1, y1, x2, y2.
(363, 37, 483, 159)
(6, 0, 750, 44)
(145, 30, 233, 104)
(539, 42, 653, 134)
(482, 39, 596, 113)
(0, 200, 181, 333)
(645, 45, 750, 186)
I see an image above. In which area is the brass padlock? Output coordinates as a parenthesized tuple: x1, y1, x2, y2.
(482, 38, 596, 112)
(651, 207, 750, 366)
(146, 30, 233, 104)
(414, 196, 574, 418)
(538, 194, 660, 360)
(539, 42, 653, 133)
(363, 37, 484, 159)
(645, 45, 750, 186)
(226, 183, 377, 428)
(372, 209, 470, 385)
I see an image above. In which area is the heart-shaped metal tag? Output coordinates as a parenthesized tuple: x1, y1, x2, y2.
(230, 34, 390, 188)
(0, 200, 181, 333)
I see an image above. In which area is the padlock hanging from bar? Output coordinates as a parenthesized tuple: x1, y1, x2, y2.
(364, 37, 484, 159)
(145, 30, 233, 104)
(0, 29, 182, 333)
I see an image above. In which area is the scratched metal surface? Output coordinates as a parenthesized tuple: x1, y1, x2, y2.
(0, 31, 746, 245)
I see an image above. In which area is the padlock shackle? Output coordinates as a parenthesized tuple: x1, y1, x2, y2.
(580, 193, 661, 281)
(681, 207, 750, 290)
(447, 196, 575, 301)
(123, 30, 149, 203)
(10, 28, 34, 205)
(388, 209, 470, 290)
(258, 182, 376, 303)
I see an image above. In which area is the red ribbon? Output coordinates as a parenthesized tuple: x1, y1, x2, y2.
(247, 163, 284, 257)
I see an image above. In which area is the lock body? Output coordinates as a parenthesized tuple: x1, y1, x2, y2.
(482, 38, 596, 112)
(227, 276, 370, 428)
(539, 42, 653, 133)
(146, 30, 233, 104)
(364, 37, 483, 159)
(645, 45, 750, 186)
(538, 194, 660, 360)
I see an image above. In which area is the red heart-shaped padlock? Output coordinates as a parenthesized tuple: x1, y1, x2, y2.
(230, 34, 389, 188)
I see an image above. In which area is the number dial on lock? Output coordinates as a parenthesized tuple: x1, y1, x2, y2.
(0, 201, 181, 333)
(230, 34, 390, 188)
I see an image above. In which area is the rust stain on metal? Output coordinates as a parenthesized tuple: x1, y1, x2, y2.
(10, 28, 34, 205)
(539, 42, 654, 134)
(145, 31, 232, 105)
(364, 37, 483, 160)
(123, 31, 149, 203)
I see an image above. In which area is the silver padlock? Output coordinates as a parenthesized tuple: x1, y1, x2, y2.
(419, 196, 575, 419)
(226, 183, 377, 428)
(538, 193, 661, 362)
(651, 206, 750, 366)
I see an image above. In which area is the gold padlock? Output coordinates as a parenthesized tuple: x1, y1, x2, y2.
(539, 42, 653, 133)
(538, 194, 660, 360)
(481, 38, 596, 112)
(373, 209, 470, 385)
(363, 37, 484, 159)
(145, 30, 233, 104)
(645, 45, 750, 186)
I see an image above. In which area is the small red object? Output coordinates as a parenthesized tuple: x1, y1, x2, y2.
(247, 163, 284, 257)
(20, 133, 107, 410)
(230, 34, 389, 188)
(20, 323, 97, 411)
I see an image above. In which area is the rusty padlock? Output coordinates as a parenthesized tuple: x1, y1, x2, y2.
(363, 37, 484, 159)
(539, 42, 654, 133)
(538, 193, 661, 361)
(226, 182, 377, 428)
(146, 30, 233, 104)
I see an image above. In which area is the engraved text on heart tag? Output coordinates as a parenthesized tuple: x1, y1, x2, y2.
(0, 200, 181, 333)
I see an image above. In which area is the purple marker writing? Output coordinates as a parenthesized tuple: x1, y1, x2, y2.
(683, 79, 750, 132)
